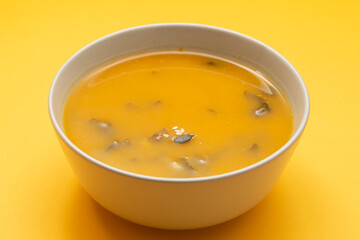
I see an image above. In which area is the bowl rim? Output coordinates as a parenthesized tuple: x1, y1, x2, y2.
(48, 23, 310, 183)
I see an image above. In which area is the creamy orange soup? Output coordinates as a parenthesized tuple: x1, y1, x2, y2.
(63, 51, 293, 178)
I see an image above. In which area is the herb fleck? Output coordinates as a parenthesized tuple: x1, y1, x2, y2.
(249, 143, 259, 152)
(255, 101, 270, 116)
(244, 92, 271, 116)
(179, 157, 196, 172)
(89, 119, 112, 133)
(105, 139, 130, 151)
(125, 102, 137, 109)
(151, 68, 160, 74)
(149, 128, 169, 142)
(153, 100, 162, 106)
(207, 108, 217, 114)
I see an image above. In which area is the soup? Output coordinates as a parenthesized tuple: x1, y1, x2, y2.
(63, 50, 293, 178)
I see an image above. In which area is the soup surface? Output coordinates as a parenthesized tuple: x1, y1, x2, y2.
(63, 51, 293, 178)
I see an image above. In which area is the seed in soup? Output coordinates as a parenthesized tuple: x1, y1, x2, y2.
(63, 51, 293, 178)
(174, 134, 195, 144)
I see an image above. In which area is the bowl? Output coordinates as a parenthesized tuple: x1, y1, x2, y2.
(48, 23, 309, 230)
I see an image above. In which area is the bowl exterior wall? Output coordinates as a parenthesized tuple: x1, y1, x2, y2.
(58, 135, 298, 229)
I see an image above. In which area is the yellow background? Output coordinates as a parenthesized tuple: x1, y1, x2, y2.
(1, 0, 359, 239)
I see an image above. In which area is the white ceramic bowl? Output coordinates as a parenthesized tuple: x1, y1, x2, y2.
(49, 23, 309, 230)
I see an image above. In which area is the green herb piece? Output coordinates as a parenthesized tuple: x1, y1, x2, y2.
(207, 108, 217, 114)
(187, 155, 208, 171)
(130, 158, 138, 162)
(105, 139, 130, 151)
(206, 61, 216, 66)
(244, 91, 271, 116)
(149, 128, 169, 142)
(249, 143, 259, 152)
(151, 68, 160, 74)
(179, 157, 196, 172)
(125, 102, 137, 109)
(255, 102, 270, 116)
(174, 134, 195, 144)
(89, 119, 112, 132)
(153, 100, 162, 106)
